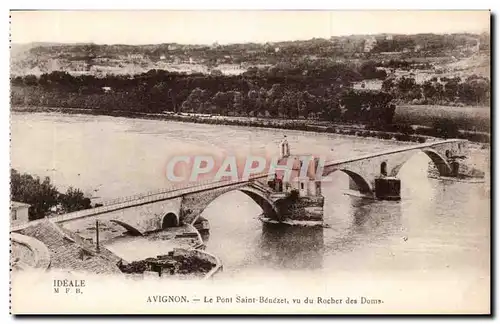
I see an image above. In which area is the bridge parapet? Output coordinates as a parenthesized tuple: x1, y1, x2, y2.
(322, 139, 469, 199)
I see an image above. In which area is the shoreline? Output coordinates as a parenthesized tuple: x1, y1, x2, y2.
(12, 105, 490, 144)
(11, 106, 435, 144)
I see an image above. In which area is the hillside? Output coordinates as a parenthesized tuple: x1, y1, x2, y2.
(10, 32, 490, 137)
(10, 32, 490, 78)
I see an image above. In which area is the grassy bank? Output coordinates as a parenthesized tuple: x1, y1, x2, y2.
(394, 104, 490, 132)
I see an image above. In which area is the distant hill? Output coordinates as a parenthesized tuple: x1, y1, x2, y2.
(10, 32, 490, 77)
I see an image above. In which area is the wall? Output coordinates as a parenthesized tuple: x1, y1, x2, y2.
(10, 232, 51, 270)
(11, 206, 29, 227)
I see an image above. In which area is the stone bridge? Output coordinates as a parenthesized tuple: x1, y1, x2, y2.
(10, 139, 470, 235)
(10, 174, 275, 235)
(179, 179, 281, 225)
(322, 139, 467, 195)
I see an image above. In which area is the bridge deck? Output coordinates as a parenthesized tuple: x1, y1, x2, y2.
(10, 139, 464, 232)
(325, 139, 464, 167)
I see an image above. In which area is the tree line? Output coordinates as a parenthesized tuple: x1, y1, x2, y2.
(382, 74, 490, 106)
(10, 59, 489, 126)
(11, 63, 397, 124)
(11, 169, 92, 221)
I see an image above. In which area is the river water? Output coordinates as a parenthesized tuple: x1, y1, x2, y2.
(11, 112, 490, 290)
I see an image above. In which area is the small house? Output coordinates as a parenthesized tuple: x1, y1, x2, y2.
(11, 201, 30, 227)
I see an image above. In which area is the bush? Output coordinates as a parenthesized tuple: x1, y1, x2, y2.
(432, 119, 460, 139)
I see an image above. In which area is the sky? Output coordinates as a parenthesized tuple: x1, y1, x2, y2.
(10, 10, 491, 45)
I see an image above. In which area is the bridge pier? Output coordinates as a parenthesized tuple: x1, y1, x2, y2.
(374, 177, 401, 201)
(349, 175, 401, 201)
(273, 194, 324, 226)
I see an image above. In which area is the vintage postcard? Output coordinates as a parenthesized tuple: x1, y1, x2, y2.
(9, 10, 491, 315)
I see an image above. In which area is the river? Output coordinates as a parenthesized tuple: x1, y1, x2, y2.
(11, 112, 490, 291)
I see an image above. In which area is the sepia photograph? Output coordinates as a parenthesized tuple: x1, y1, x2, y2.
(8, 9, 491, 315)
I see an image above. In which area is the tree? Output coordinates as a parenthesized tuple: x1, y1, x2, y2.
(459, 75, 490, 105)
(359, 61, 387, 80)
(422, 80, 443, 103)
(247, 89, 259, 115)
(10, 169, 93, 220)
(59, 187, 92, 213)
(211, 91, 231, 115)
(232, 91, 244, 115)
(303, 91, 319, 119)
(10, 169, 59, 220)
(382, 77, 396, 93)
(397, 77, 419, 98)
(443, 77, 461, 102)
(181, 88, 204, 112)
(149, 82, 169, 112)
(23, 75, 38, 86)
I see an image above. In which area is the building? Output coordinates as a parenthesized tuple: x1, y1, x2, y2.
(264, 137, 325, 224)
(364, 36, 377, 53)
(352, 80, 383, 91)
(127, 53, 143, 60)
(271, 136, 322, 198)
(11, 201, 30, 227)
(167, 44, 179, 51)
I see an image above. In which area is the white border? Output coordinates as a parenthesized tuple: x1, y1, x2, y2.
(1, 1, 497, 322)
(4, 1, 498, 10)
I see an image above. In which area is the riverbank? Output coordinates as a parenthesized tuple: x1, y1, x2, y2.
(119, 247, 222, 280)
(108, 224, 222, 280)
(6, 106, 429, 144)
(12, 106, 490, 144)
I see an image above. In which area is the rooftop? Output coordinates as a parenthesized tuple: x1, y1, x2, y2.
(11, 201, 31, 209)
(18, 219, 122, 275)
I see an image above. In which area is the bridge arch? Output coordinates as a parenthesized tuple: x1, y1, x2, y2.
(109, 220, 144, 236)
(186, 185, 279, 225)
(162, 212, 179, 229)
(380, 162, 388, 176)
(389, 148, 452, 177)
(324, 169, 373, 193)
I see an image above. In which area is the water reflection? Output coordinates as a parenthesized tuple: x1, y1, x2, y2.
(201, 220, 324, 270)
(257, 223, 324, 270)
(322, 193, 402, 254)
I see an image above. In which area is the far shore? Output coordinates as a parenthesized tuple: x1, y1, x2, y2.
(11, 106, 490, 144)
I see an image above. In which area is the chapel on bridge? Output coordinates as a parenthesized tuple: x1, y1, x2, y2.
(269, 135, 322, 198)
